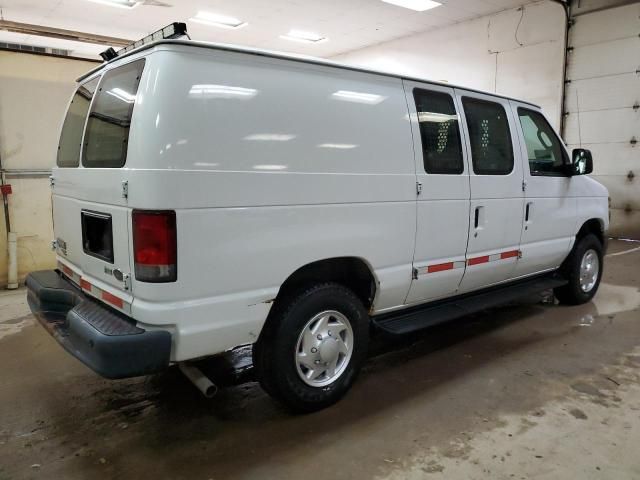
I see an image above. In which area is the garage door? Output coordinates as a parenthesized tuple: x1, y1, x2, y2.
(563, 2, 640, 238)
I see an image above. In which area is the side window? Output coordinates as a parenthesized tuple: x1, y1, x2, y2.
(57, 77, 99, 167)
(518, 108, 568, 176)
(462, 97, 514, 175)
(83, 59, 145, 168)
(413, 89, 464, 174)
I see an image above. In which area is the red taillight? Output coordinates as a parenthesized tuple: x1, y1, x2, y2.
(132, 210, 177, 283)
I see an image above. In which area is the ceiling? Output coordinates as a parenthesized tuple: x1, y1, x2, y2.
(0, 0, 534, 59)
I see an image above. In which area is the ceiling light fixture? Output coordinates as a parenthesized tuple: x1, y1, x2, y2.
(381, 0, 442, 12)
(189, 11, 247, 29)
(280, 30, 327, 44)
(86, 0, 140, 9)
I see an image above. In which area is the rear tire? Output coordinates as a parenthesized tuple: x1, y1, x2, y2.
(253, 282, 369, 413)
(554, 233, 603, 305)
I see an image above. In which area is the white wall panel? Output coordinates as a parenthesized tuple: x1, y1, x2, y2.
(564, 108, 639, 145)
(610, 209, 640, 239)
(568, 142, 640, 176)
(333, 1, 566, 128)
(565, 73, 639, 112)
(592, 175, 640, 210)
(571, 0, 640, 16)
(565, 1, 640, 238)
(566, 37, 640, 79)
(570, 2, 640, 46)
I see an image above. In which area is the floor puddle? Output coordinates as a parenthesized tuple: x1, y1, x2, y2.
(593, 283, 640, 316)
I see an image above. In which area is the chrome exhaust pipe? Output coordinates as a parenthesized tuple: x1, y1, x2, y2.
(179, 362, 218, 398)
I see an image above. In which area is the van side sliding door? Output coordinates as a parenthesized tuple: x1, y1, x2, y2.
(455, 90, 525, 293)
(402, 81, 471, 304)
(509, 101, 576, 277)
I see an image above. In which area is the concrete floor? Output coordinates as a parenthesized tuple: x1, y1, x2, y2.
(1, 239, 639, 480)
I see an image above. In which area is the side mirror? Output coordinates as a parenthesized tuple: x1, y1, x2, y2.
(571, 148, 593, 175)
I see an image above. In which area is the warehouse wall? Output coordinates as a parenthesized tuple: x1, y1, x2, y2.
(333, 1, 566, 129)
(564, 1, 640, 238)
(0, 50, 98, 285)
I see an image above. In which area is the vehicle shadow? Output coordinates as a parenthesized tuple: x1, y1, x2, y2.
(33, 291, 606, 479)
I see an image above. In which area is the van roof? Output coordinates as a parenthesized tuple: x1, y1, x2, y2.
(78, 39, 540, 109)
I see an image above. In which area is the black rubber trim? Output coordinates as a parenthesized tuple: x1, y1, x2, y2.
(26, 270, 171, 379)
(69, 301, 143, 336)
(372, 272, 567, 335)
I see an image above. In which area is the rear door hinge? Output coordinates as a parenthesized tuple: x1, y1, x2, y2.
(49, 176, 55, 188)
(416, 181, 423, 196)
(121, 180, 129, 199)
(123, 273, 131, 291)
(522, 180, 527, 192)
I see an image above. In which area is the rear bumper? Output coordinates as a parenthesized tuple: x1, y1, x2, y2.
(26, 270, 171, 379)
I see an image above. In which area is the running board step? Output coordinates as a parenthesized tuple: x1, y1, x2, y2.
(372, 274, 567, 335)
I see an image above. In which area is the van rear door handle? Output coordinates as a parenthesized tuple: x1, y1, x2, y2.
(525, 202, 533, 222)
(474, 207, 480, 229)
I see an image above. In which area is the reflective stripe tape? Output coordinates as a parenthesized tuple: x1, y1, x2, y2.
(467, 255, 489, 266)
(420, 250, 521, 276)
(427, 262, 454, 273)
(102, 291, 124, 309)
(57, 261, 128, 313)
(421, 260, 465, 275)
(58, 261, 81, 286)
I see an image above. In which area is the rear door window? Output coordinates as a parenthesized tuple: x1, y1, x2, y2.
(462, 97, 514, 175)
(57, 77, 99, 167)
(83, 59, 145, 168)
(413, 89, 464, 174)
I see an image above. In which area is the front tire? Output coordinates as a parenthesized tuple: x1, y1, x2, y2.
(554, 233, 603, 305)
(253, 283, 369, 413)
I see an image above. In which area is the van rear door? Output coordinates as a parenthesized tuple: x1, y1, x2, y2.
(52, 59, 145, 306)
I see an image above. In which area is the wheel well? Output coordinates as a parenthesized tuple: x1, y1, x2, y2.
(576, 219, 605, 246)
(275, 257, 377, 310)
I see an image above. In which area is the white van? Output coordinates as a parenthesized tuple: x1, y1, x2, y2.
(27, 38, 608, 412)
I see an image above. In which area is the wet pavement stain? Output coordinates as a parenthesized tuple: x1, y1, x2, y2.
(569, 408, 588, 420)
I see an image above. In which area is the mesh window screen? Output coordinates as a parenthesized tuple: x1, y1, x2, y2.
(413, 89, 464, 174)
(462, 97, 514, 175)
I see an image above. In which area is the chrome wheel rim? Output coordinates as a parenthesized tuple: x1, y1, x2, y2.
(579, 249, 599, 293)
(295, 310, 354, 387)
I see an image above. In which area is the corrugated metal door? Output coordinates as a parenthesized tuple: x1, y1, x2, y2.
(563, 2, 640, 238)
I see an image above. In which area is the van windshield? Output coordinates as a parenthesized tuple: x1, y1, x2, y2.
(83, 59, 145, 168)
(57, 77, 99, 167)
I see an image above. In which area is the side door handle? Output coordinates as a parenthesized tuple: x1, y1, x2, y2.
(474, 206, 485, 229)
(525, 202, 533, 222)
(474, 206, 484, 237)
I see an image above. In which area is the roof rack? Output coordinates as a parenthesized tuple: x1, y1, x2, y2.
(100, 22, 187, 61)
